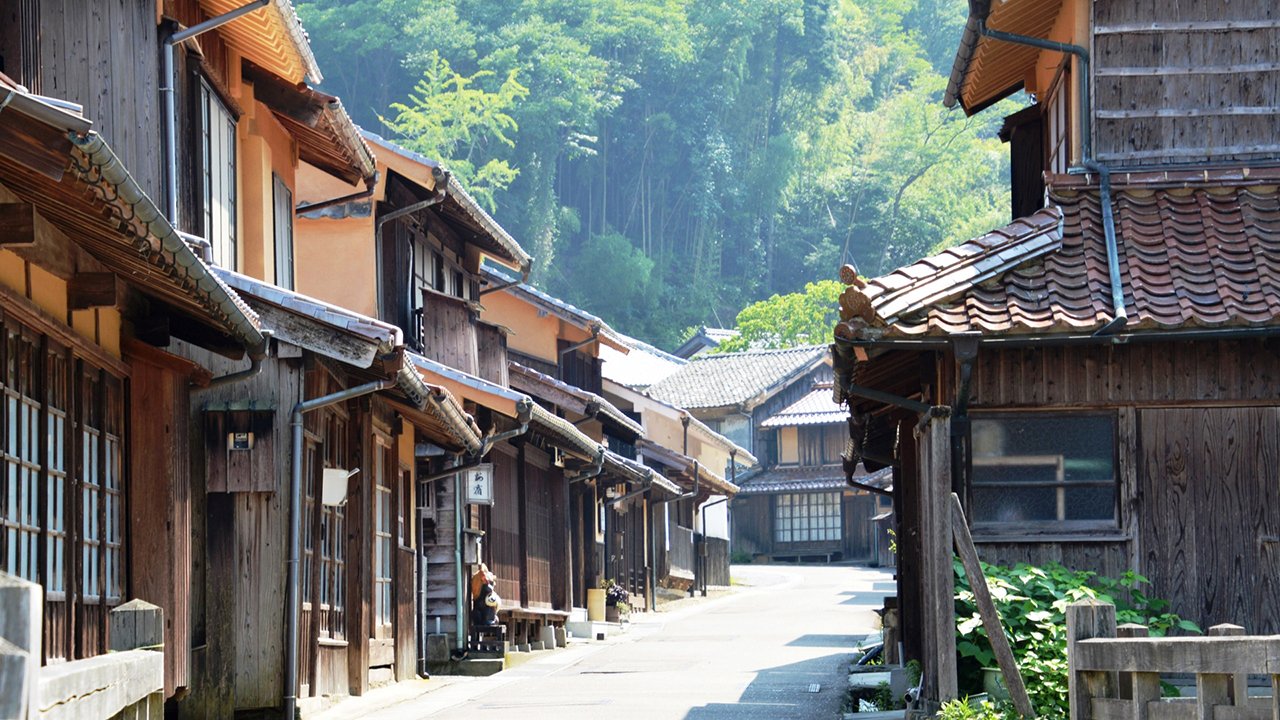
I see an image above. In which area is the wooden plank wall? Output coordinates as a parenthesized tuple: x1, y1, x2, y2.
(419, 293, 479, 377)
(963, 341, 1280, 635)
(476, 323, 509, 388)
(170, 339, 299, 716)
(521, 445, 553, 609)
(968, 340, 1280, 408)
(729, 495, 772, 557)
(37, 0, 162, 199)
(1093, 0, 1280, 165)
(1136, 407, 1280, 634)
(842, 492, 877, 564)
(487, 443, 521, 608)
(126, 352, 191, 698)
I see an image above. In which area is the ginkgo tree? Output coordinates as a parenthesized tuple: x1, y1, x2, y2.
(380, 52, 529, 210)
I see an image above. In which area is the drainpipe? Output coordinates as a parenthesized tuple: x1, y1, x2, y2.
(293, 181, 377, 216)
(163, 0, 269, 224)
(975, 21, 1127, 335)
(201, 339, 270, 390)
(286, 378, 396, 720)
(567, 448, 605, 483)
(949, 333, 980, 508)
(377, 186, 447, 330)
(479, 264, 533, 296)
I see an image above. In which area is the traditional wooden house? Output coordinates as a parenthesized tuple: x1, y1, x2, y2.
(597, 341, 754, 592)
(732, 382, 892, 564)
(478, 267, 684, 615)
(672, 326, 739, 360)
(0, 69, 264, 691)
(833, 0, 1280, 706)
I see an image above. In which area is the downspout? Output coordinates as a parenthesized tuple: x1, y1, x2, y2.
(949, 333, 980, 507)
(293, 181, 377, 216)
(567, 448, 606, 483)
(163, 0, 270, 224)
(377, 186, 447, 332)
(286, 378, 397, 720)
(200, 336, 271, 390)
(975, 21, 1127, 335)
(479, 264, 533, 296)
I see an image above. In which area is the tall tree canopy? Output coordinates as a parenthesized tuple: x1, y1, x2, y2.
(299, 0, 1019, 350)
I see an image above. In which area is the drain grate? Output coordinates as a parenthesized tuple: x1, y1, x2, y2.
(808, 683, 821, 693)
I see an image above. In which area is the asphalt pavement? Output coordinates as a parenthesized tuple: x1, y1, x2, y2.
(347, 564, 895, 720)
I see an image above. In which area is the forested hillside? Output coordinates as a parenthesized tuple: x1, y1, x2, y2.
(298, 0, 1019, 348)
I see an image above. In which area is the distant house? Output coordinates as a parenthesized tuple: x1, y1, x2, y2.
(672, 326, 740, 359)
(646, 346, 832, 464)
(732, 383, 893, 565)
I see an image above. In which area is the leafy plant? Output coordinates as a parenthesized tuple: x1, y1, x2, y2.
(954, 561, 1200, 720)
(938, 698, 1020, 720)
(730, 550, 753, 564)
(601, 578, 630, 609)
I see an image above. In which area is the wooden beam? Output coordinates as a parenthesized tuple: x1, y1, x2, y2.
(68, 273, 119, 310)
(241, 59, 327, 127)
(1094, 19, 1280, 33)
(920, 414, 957, 703)
(0, 202, 35, 245)
(951, 493, 1036, 718)
(1072, 637, 1280, 674)
(121, 336, 213, 387)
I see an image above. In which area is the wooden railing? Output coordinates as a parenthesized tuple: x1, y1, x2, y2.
(1, 573, 164, 720)
(1066, 599, 1280, 720)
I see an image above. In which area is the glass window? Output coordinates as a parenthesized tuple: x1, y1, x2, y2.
(201, 80, 237, 270)
(971, 414, 1116, 528)
(774, 492, 841, 543)
(273, 174, 293, 289)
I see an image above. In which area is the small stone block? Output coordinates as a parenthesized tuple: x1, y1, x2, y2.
(555, 627, 567, 648)
(425, 634, 450, 664)
(540, 625, 557, 649)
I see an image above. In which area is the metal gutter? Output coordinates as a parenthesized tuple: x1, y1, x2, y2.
(68, 133, 266, 351)
(529, 403, 604, 462)
(163, 1, 270, 224)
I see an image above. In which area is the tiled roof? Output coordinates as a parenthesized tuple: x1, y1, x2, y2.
(736, 465, 893, 495)
(837, 180, 1280, 340)
(509, 362, 645, 437)
(216, 269, 400, 347)
(646, 346, 829, 410)
(673, 326, 740, 359)
(760, 383, 847, 428)
(600, 340, 686, 389)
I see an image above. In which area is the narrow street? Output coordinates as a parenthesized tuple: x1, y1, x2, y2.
(350, 564, 893, 720)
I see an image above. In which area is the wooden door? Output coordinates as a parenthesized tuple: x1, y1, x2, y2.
(522, 446, 553, 609)
(1138, 407, 1280, 634)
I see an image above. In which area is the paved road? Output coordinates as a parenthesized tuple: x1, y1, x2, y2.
(356, 564, 894, 720)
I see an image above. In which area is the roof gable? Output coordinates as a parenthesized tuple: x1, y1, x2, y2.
(646, 346, 830, 410)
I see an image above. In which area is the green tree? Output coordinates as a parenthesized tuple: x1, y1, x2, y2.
(380, 52, 529, 208)
(717, 280, 844, 351)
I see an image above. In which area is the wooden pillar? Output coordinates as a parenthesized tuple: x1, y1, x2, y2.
(918, 412, 956, 704)
(346, 398, 372, 696)
(1066, 598, 1117, 720)
(1207, 624, 1249, 707)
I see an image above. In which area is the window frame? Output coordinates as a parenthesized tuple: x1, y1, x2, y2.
(272, 173, 294, 290)
(200, 78, 238, 271)
(967, 410, 1121, 536)
(773, 492, 842, 545)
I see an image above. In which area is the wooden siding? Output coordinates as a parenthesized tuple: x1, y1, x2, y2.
(487, 443, 521, 607)
(173, 339, 300, 716)
(36, 0, 162, 199)
(1092, 0, 1280, 166)
(476, 323, 508, 387)
(126, 352, 191, 697)
(521, 444, 554, 609)
(842, 492, 877, 563)
(1136, 407, 1280, 634)
(967, 340, 1280, 409)
(418, 292, 478, 377)
(731, 495, 772, 556)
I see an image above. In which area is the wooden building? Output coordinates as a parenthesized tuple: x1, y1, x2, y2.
(732, 383, 892, 564)
(0, 72, 264, 688)
(837, 0, 1280, 706)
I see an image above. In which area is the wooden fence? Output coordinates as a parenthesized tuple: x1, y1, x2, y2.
(670, 524, 695, 578)
(1, 573, 164, 720)
(1066, 598, 1280, 720)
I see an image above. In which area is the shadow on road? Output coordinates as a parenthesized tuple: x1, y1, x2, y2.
(785, 633, 867, 647)
(681, 654, 852, 719)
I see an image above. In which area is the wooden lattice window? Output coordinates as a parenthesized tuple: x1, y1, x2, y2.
(373, 439, 393, 632)
(318, 410, 347, 640)
(774, 493, 841, 543)
(3, 326, 40, 582)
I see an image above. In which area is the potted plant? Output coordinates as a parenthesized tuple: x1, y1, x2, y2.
(603, 579, 629, 623)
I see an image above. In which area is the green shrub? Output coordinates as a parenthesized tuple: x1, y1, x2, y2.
(730, 550, 753, 564)
(954, 560, 1199, 720)
(938, 698, 1020, 720)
